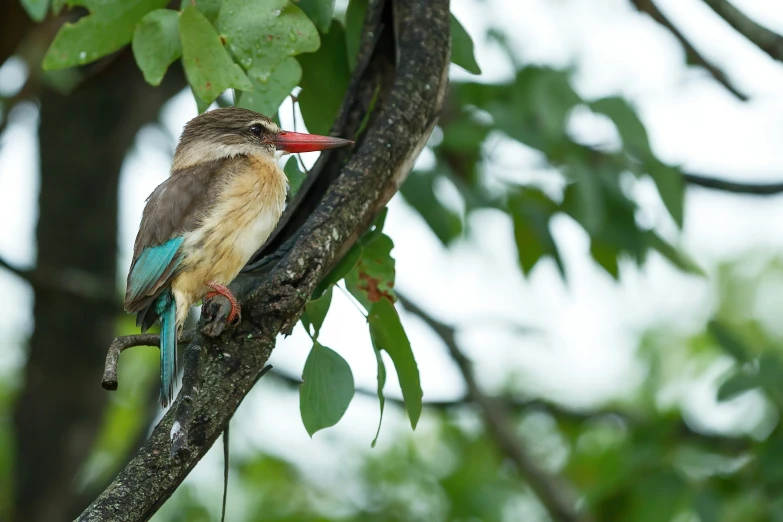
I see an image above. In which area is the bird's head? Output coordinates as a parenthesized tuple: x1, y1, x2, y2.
(171, 107, 353, 171)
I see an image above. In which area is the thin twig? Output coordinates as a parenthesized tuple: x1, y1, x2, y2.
(684, 172, 783, 195)
(397, 294, 587, 522)
(702, 0, 783, 63)
(629, 0, 747, 100)
(101, 330, 196, 391)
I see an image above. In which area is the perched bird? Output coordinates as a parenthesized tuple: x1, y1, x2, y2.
(124, 107, 353, 407)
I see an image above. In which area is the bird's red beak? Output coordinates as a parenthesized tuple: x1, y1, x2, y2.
(270, 131, 354, 154)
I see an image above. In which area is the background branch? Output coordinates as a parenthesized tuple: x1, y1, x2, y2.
(630, 0, 747, 100)
(702, 0, 783, 63)
(397, 294, 587, 522)
(683, 172, 783, 195)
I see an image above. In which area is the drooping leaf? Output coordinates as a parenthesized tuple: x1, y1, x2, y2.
(491, 67, 582, 153)
(297, 20, 350, 135)
(561, 173, 605, 237)
(590, 96, 651, 158)
(344, 0, 367, 70)
(283, 155, 306, 198)
(179, 0, 220, 22)
(400, 171, 463, 245)
(717, 371, 759, 402)
(218, 0, 319, 83)
(370, 339, 387, 447)
(293, 0, 335, 34)
(646, 160, 685, 228)
(509, 188, 565, 279)
(369, 299, 422, 429)
(299, 343, 355, 436)
(43, 0, 169, 70)
(21, 0, 49, 22)
(302, 286, 332, 339)
(132, 9, 180, 86)
(708, 320, 751, 363)
(236, 57, 302, 117)
(450, 13, 481, 74)
(179, 6, 252, 104)
(648, 232, 704, 276)
(590, 240, 620, 279)
(345, 233, 396, 311)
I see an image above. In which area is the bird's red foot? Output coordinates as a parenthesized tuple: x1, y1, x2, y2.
(205, 282, 241, 326)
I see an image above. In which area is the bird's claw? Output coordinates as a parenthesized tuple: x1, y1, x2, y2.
(201, 283, 241, 337)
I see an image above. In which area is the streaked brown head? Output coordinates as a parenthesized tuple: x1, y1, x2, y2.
(172, 107, 353, 172)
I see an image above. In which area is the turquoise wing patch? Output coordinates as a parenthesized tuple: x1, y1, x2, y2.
(127, 236, 185, 305)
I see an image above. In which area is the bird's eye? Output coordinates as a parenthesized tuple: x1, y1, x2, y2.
(249, 124, 263, 137)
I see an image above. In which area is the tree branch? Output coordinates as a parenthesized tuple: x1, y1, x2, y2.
(629, 0, 747, 100)
(683, 172, 783, 195)
(397, 295, 587, 522)
(78, 0, 450, 519)
(702, 0, 783, 63)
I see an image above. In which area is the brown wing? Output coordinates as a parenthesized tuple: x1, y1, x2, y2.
(124, 157, 231, 314)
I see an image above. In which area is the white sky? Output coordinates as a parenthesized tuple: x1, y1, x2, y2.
(2, 0, 783, 516)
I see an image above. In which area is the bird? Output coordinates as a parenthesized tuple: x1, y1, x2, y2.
(123, 107, 353, 407)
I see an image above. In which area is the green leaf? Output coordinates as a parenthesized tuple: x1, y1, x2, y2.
(399, 171, 463, 245)
(561, 173, 605, 236)
(293, 0, 335, 34)
(218, 0, 319, 83)
(344, 0, 367, 70)
(303, 286, 332, 339)
(693, 490, 720, 522)
(717, 371, 759, 402)
(51, 0, 67, 15)
(132, 9, 180, 86)
(236, 56, 301, 117)
(190, 86, 212, 115)
(646, 160, 685, 228)
(361, 207, 389, 245)
(21, 0, 49, 22)
(180, 0, 220, 22)
(647, 232, 704, 276)
(590, 240, 620, 279)
(450, 13, 481, 75)
(42, 0, 169, 70)
(313, 243, 362, 298)
(590, 96, 651, 157)
(297, 20, 350, 135)
(708, 320, 751, 363)
(630, 469, 686, 522)
(345, 233, 396, 311)
(369, 299, 422, 429)
(179, 6, 252, 104)
(370, 340, 386, 447)
(299, 343, 355, 436)
(509, 188, 565, 279)
(283, 155, 306, 197)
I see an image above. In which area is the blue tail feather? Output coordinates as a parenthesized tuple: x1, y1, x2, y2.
(155, 291, 177, 407)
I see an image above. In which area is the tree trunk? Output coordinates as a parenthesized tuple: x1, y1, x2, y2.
(12, 53, 184, 522)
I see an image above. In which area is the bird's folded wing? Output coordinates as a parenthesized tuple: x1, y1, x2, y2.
(123, 156, 235, 312)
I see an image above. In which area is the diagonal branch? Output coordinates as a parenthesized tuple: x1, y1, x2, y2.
(702, 0, 783, 63)
(78, 0, 451, 519)
(397, 294, 588, 522)
(629, 0, 747, 100)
